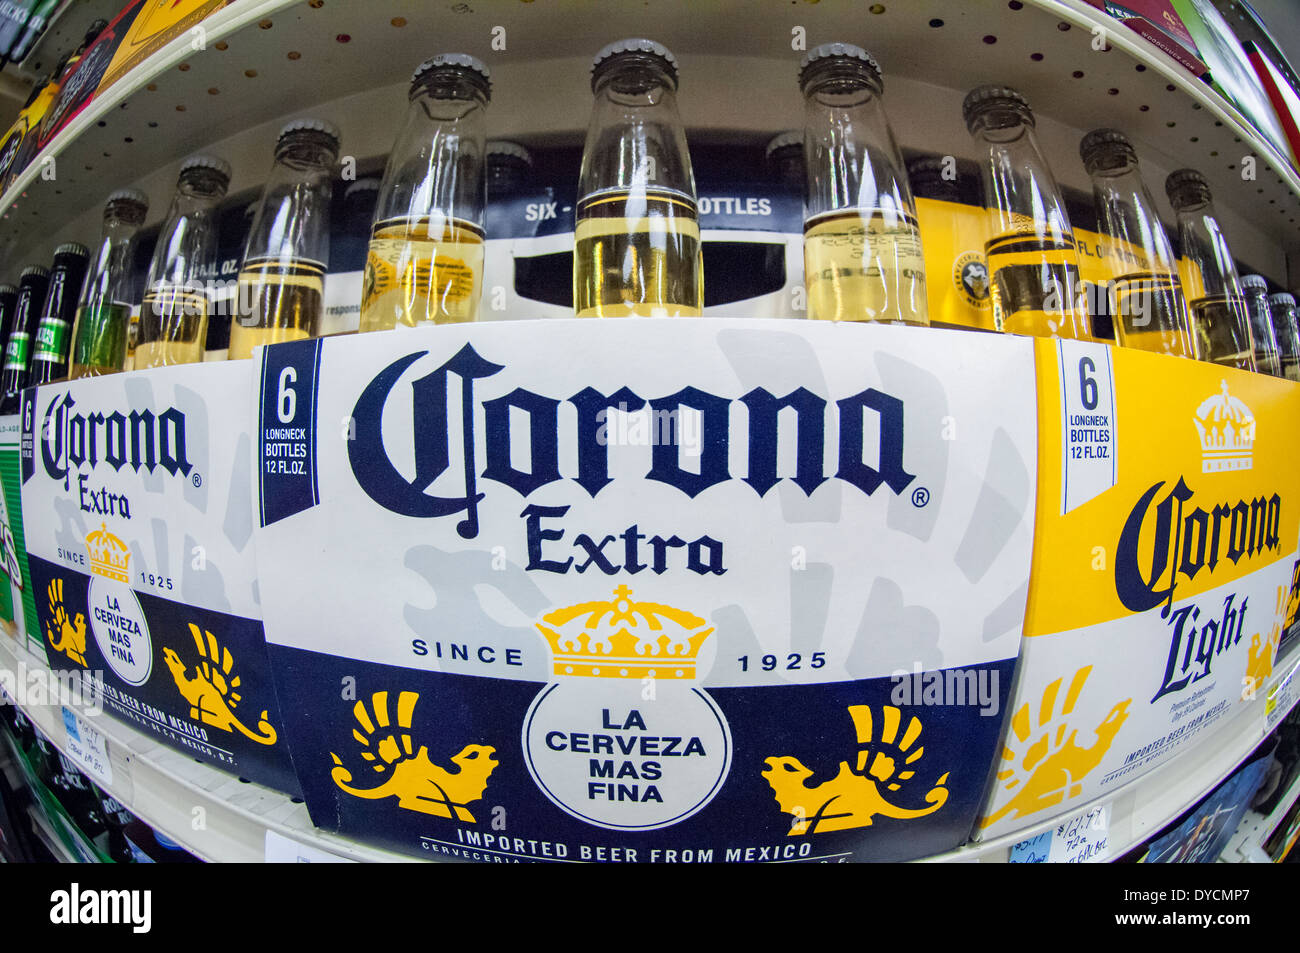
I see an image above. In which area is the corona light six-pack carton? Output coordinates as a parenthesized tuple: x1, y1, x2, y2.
(252, 319, 1037, 862)
(17, 366, 300, 795)
(975, 340, 1300, 840)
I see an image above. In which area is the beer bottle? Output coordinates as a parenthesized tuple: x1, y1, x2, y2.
(1267, 293, 1300, 382)
(26, 242, 89, 387)
(1239, 275, 1282, 376)
(1165, 169, 1255, 371)
(229, 119, 339, 361)
(136, 155, 230, 368)
(361, 54, 490, 331)
(94, 786, 137, 864)
(486, 140, 533, 197)
(1079, 129, 1193, 358)
(0, 283, 17, 347)
(0, 265, 46, 413)
(908, 156, 997, 332)
(575, 38, 702, 318)
(801, 43, 927, 325)
(69, 189, 148, 379)
(964, 86, 1088, 339)
(765, 131, 805, 190)
(48, 752, 108, 840)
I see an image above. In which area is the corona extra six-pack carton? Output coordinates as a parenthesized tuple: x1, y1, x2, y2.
(17, 366, 300, 795)
(252, 319, 1037, 862)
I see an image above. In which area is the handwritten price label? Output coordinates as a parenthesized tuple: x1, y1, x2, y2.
(61, 706, 112, 787)
(1009, 804, 1111, 863)
(264, 829, 355, 863)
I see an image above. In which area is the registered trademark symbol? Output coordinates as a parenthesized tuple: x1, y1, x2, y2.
(192, 472, 202, 487)
(911, 487, 930, 508)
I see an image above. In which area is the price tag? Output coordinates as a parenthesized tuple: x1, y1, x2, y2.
(61, 706, 111, 787)
(1057, 340, 1117, 514)
(1009, 804, 1111, 863)
(265, 829, 356, 863)
(1266, 657, 1298, 732)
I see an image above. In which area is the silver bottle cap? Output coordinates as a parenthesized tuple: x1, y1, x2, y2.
(591, 38, 678, 89)
(344, 178, 381, 198)
(180, 154, 232, 180)
(279, 117, 341, 147)
(765, 130, 803, 157)
(799, 42, 881, 85)
(106, 188, 149, 207)
(486, 140, 533, 165)
(411, 53, 491, 93)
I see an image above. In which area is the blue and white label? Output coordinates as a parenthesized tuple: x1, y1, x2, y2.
(1058, 340, 1117, 514)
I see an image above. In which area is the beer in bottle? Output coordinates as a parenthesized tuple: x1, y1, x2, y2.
(1240, 275, 1282, 376)
(229, 119, 338, 360)
(26, 242, 89, 386)
(766, 131, 804, 190)
(575, 39, 702, 318)
(1267, 293, 1300, 382)
(1166, 169, 1255, 371)
(0, 283, 17, 347)
(69, 189, 148, 378)
(800, 43, 927, 325)
(486, 140, 533, 197)
(0, 265, 47, 413)
(1079, 128, 1193, 358)
(136, 155, 230, 368)
(361, 54, 490, 330)
(964, 86, 1088, 339)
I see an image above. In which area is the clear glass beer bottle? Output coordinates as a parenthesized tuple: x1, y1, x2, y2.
(1266, 292, 1300, 382)
(801, 43, 927, 325)
(361, 54, 490, 330)
(229, 119, 338, 360)
(964, 86, 1087, 339)
(1166, 168, 1255, 371)
(69, 189, 148, 378)
(136, 155, 231, 368)
(575, 38, 702, 318)
(1079, 128, 1193, 358)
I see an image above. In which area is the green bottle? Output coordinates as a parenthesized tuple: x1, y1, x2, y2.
(70, 189, 149, 378)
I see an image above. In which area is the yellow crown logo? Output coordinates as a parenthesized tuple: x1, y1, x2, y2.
(535, 585, 714, 680)
(1195, 380, 1255, 473)
(85, 523, 130, 582)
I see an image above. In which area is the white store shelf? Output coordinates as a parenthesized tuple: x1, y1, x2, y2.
(5, 624, 1297, 863)
(0, 633, 413, 862)
(0, 0, 1297, 281)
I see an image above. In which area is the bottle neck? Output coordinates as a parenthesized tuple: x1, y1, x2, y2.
(800, 61, 881, 107)
(592, 55, 677, 99)
(82, 220, 139, 307)
(580, 65, 694, 201)
(802, 75, 911, 220)
(274, 133, 338, 172)
(411, 73, 489, 118)
(1176, 205, 1240, 301)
